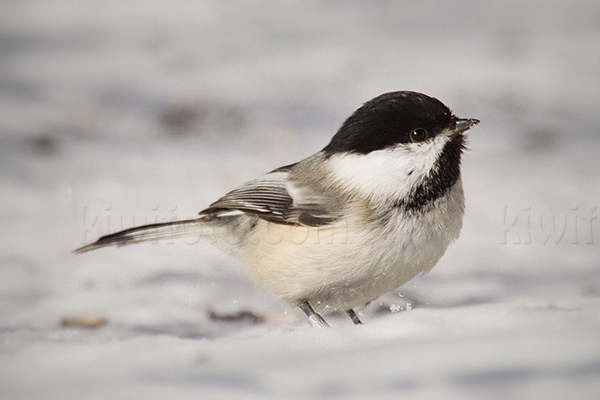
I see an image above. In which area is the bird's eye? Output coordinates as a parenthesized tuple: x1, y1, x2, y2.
(410, 129, 428, 142)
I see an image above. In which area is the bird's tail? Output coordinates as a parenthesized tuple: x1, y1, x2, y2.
(73, 218, 205, 254)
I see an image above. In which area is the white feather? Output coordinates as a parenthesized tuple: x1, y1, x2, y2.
(208, 132, 466, 311)
(326, 133, 451, 203)
(238, 179, 464, 311)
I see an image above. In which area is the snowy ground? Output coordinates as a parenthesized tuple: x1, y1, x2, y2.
(1, 1, 600, 399)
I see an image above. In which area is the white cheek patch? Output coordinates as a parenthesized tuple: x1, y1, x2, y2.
(328, 133, 450, 202)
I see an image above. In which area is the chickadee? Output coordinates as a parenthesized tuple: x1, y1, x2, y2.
(75, 91, 479, 327)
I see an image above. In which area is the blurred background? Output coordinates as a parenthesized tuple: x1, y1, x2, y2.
(1, 1, 599, 399)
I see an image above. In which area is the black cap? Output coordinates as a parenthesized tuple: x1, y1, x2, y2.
(323, 91, 454, 155)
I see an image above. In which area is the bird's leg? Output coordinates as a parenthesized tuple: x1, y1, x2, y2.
(346, 309, 362, 325)
(298, 300, 330, 328)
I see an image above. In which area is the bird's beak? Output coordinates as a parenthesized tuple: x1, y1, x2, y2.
(454, 118, 480, 133)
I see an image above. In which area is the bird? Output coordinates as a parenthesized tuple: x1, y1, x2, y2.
(74, 91, 479, 327)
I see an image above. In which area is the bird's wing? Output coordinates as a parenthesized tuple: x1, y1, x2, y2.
(198, 165, 339, 227)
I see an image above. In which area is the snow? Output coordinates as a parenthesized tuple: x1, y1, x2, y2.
(1, 1, 599, 399)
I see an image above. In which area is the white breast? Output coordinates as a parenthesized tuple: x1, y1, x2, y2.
(239, 179, 465, 311)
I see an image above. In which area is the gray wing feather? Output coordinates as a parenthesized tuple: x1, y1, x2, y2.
(199, 170, 337, 227)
